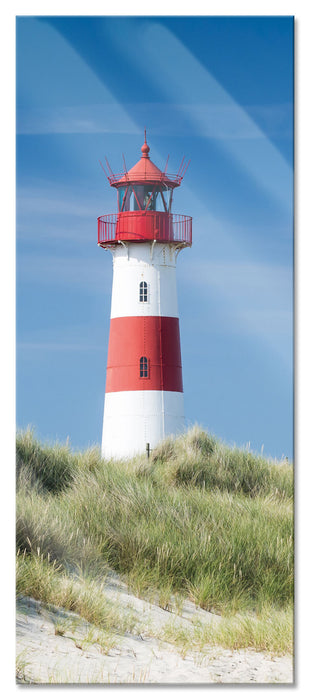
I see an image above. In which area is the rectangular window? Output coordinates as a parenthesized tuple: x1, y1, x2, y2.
(139, 281, 148, 302)
(140, 356, 149, 378)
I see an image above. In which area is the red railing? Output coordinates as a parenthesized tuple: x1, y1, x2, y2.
(97, 211, 192, 247)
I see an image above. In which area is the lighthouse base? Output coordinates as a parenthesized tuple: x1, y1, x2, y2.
(101, 390, 184, 459)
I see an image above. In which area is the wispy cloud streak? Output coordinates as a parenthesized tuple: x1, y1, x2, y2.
(17, 104, 141, 135)
(108, 21, 293, 212)
(16, 18, 139, 135)
(17, 102, 292, 139)
(18, 342, 101, 351)
(182, 257, 292, 367)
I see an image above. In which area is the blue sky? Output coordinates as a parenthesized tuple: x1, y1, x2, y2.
(16, 15, 294, 459)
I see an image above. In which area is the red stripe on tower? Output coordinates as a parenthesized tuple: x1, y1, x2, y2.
(105, 316, 183, 393)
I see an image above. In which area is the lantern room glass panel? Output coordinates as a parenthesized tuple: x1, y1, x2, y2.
(132, 186, 158, 211)
(118, 185, 174, 213)
(118, 186, 133, 211)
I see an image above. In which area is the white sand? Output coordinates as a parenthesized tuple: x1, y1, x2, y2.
(16, 579, 293, 684)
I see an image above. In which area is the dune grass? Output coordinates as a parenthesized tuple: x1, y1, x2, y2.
(16, 426, 293, 654)
(162, 604, 293, 656)
(16, 549, 138, 637)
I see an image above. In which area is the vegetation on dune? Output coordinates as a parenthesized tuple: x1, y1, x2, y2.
(16, 551, 137, 638)
(146, 430, 293, 498)
(16, 426, 294, 654)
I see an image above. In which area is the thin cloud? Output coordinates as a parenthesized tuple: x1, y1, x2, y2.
(17, 104, 141, 135)
(17, 189, 98, 217)
(182, 258, 292, 367)
(17, 253, 112, 294)
(16, 18, 139, 135)
(18, 342, 101, 351)
(16, 184, 115, 242)
(16, 102, 292, 139)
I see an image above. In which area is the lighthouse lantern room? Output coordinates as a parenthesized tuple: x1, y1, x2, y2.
(98, 133, 192, 459)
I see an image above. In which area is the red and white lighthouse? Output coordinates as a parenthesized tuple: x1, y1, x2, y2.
(98, 133, 192, 459)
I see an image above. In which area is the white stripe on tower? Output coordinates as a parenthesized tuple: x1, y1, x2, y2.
(110, 242, 179, 318)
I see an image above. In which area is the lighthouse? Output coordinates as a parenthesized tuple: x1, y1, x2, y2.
(98, 133, 192, 459)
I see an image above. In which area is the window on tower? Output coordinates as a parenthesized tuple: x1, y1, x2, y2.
(139, 281, 148, 302)
(140, 356, 149, 378)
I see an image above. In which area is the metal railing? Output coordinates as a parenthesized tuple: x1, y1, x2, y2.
(97, 211, 192, 246)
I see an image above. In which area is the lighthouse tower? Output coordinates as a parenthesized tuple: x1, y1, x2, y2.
(98, 134, 192, 459)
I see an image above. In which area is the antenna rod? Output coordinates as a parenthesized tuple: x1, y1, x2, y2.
(177, 156, 185, 178)
(179, 157, 188, 177)
(163, 154, 170, 174)
(99, 159, 109, 179)
(105, 156, 114, 177)
(180, 159, 191, 179)
(122, 152, 128, 173)
(179, 159, 187, 178)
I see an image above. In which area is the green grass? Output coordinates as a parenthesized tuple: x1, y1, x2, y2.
(16, 429, 77, 494)
(16, 550, 139, 636)
(162, 605, 293, 656)
(16, 426, 293, 654)
(146, 429, 293, 498)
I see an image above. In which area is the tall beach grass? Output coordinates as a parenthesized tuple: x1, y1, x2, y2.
(16, 426, 293, 653)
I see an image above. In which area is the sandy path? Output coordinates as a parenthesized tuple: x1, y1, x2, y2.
(16, 584, 293, 684)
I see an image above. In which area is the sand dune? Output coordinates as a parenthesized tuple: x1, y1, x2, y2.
(16, 575, 293, 684)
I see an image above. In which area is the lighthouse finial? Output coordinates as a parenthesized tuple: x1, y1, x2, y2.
(141, 128, 150, 158)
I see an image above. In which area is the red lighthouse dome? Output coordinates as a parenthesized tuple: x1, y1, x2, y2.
(117, 133, 162, 184)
